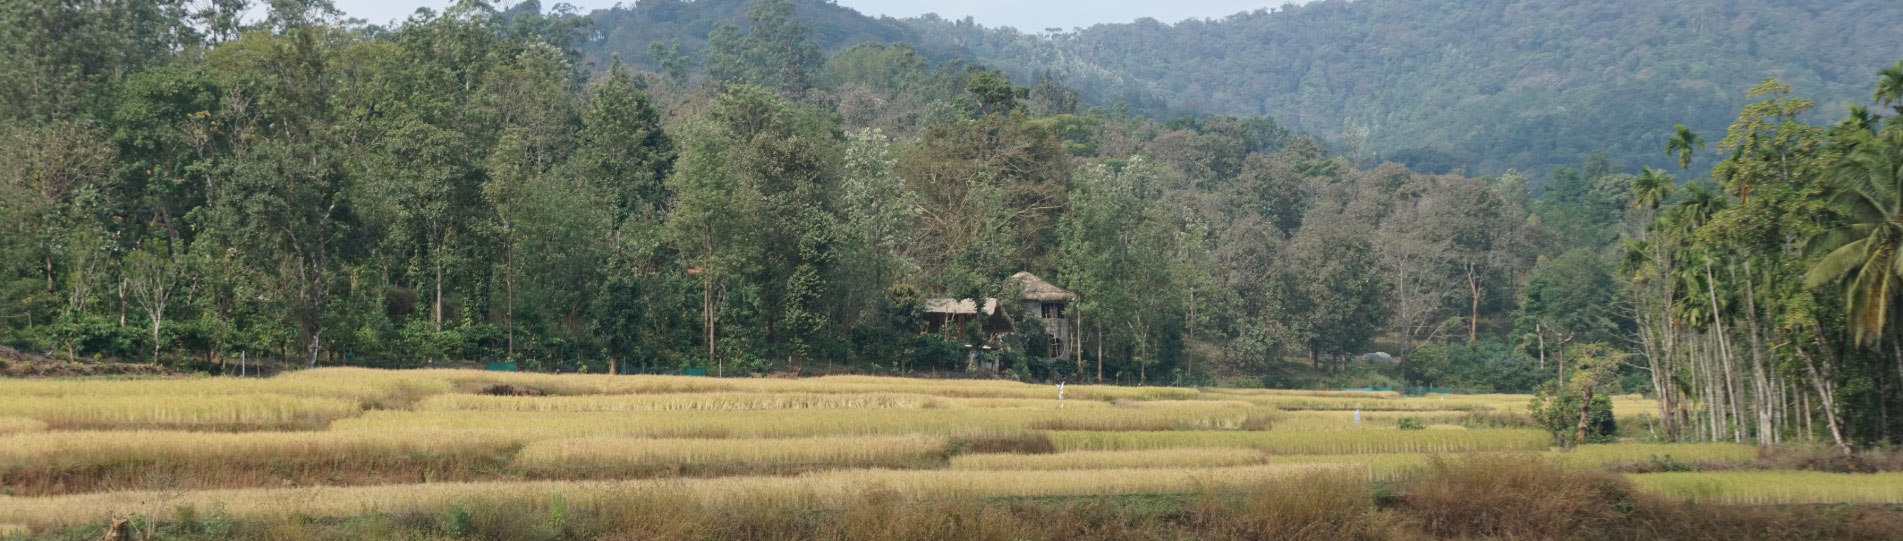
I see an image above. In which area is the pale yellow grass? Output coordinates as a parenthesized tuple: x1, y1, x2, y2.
(1270, 410, 1471, 431)
(1203, 388, 1399, 399)
(0, 394, 361, 430)
(1629, 471, 1903, 504)
(0, 369, 451, 405)
(405, 369, 1196, 400)
(0, 429, 522, 470)
(513, 435, 948, 477)
(1486, 393, 1661, 419)
(0, 417, 46, 435)
(1550, 443, 1759, 469)
(0, 463, 1359, 529)
(336, 406, 1272, 438)
(949, 448, 1264, 471)
(418, 392, 946, 412)
(1264, 453, 1433, 479)
(940, 397, 1113, 409)
(1048, 429, 1550, 454)
(1212, 394, 1507, 411)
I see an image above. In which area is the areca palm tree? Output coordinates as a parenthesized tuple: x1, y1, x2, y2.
(1875, 62, 1903, 115)
(1670, 182, 1727, 237)
(1804, 129, 1903, 345)
(1630, 167, 1676, 210)
(1666, 124, 1705, 170)
(1841, 104, 1881, 135)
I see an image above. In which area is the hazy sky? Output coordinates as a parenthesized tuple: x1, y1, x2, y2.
(329, 0, 1282, 31)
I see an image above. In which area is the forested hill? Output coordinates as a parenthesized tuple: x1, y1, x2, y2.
(584, 0, 1903, 177)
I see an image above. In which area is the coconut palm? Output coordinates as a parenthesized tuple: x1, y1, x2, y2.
(1666, 124, 1705, 170)
(1804, 130, 1903, 345)
(1630, 167, 1676, 210)
(1875, 62, 1903, 115)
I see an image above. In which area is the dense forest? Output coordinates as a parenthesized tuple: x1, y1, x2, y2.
(4, 0, 1903, 448)
(585, 0, 1903, 179)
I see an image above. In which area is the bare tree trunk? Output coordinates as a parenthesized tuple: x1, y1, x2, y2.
(1703, 261, 1741, 442)
(1574, 381, 1599, 446)
(433, 248, 444, 333)
(1796, 335, 1850, 453)
(307, 328, 323, 369)
(705, 275, 717, 377)
(1466, 263, 1480, 343)
(1740, 263, 1774, 444)
(1075, 310, 1084, 378)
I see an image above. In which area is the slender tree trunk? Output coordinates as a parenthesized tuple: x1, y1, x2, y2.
(307, 327, 323, 369)
(1740, 263, 1774, 444)
(1466, 263, 1480, 343)
(433, 246, 444, 333)
(1075, 309, 1084, 378)
(1704, 260, 1741, 441)
(1796, 333, 1850, 453)
(704, 274, 717, 377)
(1574, 381, 1598, 446)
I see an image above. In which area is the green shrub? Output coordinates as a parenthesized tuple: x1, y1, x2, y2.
(1528, 390, 1615, 446)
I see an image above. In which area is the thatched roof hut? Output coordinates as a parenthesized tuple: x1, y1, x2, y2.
(922, 297, 1004, 316)
(1008, 272, 1078, 302)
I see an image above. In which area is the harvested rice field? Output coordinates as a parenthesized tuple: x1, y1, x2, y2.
(0, 368, 1898, 539)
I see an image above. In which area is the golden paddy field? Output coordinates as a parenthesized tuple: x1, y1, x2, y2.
(0, 368, 1897, 537)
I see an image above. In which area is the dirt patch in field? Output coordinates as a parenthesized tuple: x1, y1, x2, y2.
(0, 346, 178, 378)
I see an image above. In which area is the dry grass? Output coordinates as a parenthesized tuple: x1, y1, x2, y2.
(1269, 410, 1471, 431)
(0, 430, 521, 495)
(949, 448, 1266, 471)
(1048, 429, 1551, 454)
(0, 394, 361, 431)
(417, 392, 946, 412)
(1265, 453, 1435, 479)
(335, 406, 1273, 438)
(1202, 388, 1399, 398)
(0, 417, 46, 435)
(1629, 471, 1903, 504)
(407, 370, 1199, 401)
(1394, 454, 1645, 540)
(1551, 443, 1759, 470)
(0, 369, 451, 406)
(939, 397, 1113, 409)
(0, 464, 1358, 529)
(512, 435, 950, 478)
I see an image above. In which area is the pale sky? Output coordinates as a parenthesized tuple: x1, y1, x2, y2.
(330, 0, 1283, 32)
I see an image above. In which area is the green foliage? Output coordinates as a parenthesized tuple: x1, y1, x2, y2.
(1530, 390, 1616, 446)
(1409, 341, 1549, 393)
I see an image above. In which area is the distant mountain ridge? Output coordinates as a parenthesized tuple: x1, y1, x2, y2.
(579, 0, 1903, 176)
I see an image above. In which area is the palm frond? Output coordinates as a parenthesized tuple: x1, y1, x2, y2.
(1804, 237, 1873, 288)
